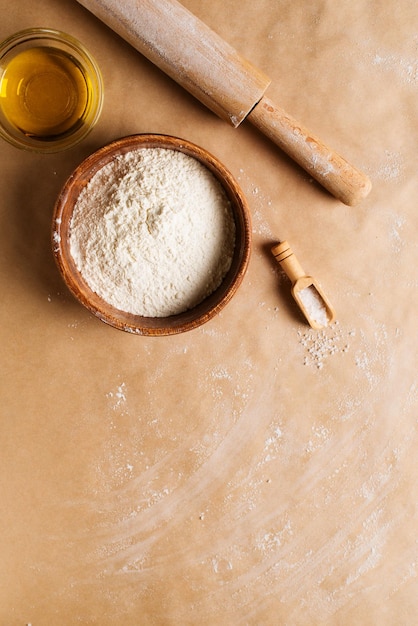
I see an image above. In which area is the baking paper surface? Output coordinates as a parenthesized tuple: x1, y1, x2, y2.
(0, 0, 417, 623)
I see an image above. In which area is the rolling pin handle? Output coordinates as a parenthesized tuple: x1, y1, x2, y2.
(248, 96, 372, 206)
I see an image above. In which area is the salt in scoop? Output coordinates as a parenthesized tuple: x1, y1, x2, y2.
(272, 241, 336, 330)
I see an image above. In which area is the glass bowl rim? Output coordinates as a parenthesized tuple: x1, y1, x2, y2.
(0, 27, 104, 152)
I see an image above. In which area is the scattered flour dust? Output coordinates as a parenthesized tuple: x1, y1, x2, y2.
(374, 150, 404, 182)
(107, 382, 127, 412)
(69, 148, 235, 317)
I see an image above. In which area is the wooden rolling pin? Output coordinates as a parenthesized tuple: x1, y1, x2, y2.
(76, 0, 372, 206)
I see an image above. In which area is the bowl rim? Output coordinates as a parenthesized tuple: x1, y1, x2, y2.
(0, 27, 104, 153)
(52, 133, 252, 336)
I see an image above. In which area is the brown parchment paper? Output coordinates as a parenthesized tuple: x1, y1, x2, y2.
(1, 1, 417, 624)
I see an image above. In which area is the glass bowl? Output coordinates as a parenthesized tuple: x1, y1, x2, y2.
(0, 28, 103, 152)
(52, 134, 252, 336)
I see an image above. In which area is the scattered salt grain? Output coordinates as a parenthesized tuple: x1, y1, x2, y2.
(299, 322, 347, 369)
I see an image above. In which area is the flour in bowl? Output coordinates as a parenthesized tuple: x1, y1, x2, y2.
(69, 148, 236, 317)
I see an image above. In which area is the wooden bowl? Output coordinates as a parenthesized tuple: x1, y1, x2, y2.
(52, 134, 251, 336)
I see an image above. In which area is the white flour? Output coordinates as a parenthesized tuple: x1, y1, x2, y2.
(70, 148, 235, 316)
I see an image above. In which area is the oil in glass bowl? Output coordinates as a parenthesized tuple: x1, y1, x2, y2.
(0, 29, 103, 152)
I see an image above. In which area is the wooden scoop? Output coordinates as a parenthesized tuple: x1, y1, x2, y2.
(271, 241, 336, 330)
(76, 0, 372, 206)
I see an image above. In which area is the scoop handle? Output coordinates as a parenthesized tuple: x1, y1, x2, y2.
(271, 240, 307, 283)
(248, 96, 372, 206)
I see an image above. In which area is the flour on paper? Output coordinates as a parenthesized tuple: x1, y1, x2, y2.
(372, 49, 418, 85)
(237, 167, 273, 238)
(107, 382, 128, 412)
(373, 150, 404, 182)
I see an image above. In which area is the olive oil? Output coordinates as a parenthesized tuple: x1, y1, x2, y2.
(0, 46, 89, 139)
